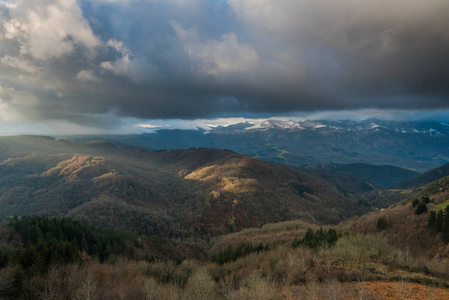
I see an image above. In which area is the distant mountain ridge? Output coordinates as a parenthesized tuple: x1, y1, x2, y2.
(80, 119, 449, 171)
(306, 163, 421, 189)
(396, 163, 449, 188)
(217, 119, 449, 135)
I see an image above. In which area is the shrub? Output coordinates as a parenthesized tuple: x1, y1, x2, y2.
(74, 271, 100, 300)
(414, 201, 427, 215)
(237, 272, 275, 300)
(184, 267, 216, 300)
(376, 216, 389, 231)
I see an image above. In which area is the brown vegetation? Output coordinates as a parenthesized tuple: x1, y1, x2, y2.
(3, 231, 449, 299)
(0, 135, 372, 238)
(2, 135, 449, 299)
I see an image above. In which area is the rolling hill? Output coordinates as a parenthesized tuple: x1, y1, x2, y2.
(305, 162, 421, 189)
(396, 162, 449, 188)
(0, 135, 371, 238)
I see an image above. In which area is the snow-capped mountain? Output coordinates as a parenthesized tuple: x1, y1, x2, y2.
(217, 119, 449, 137)
(85, 119, 449, 171)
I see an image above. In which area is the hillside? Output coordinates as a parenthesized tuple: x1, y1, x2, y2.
(0, 135, 370, 238)
(4, 214, 449, 300)
(2, 137, 449, 299)
(397, 175, 449, 209)
(306, 163, 421, 189)
(397, 163, 449, 189)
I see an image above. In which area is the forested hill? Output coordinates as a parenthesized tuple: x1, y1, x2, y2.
(0, 135, 371, 238)
(305, 162, 421, 189)
(396, 162, 449, 188)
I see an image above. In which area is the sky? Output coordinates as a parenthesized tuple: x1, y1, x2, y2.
(0, 0, 449, 134)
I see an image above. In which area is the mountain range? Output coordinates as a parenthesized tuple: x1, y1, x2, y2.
(4, 120, 449, 239)
(75, 119, 449, 172)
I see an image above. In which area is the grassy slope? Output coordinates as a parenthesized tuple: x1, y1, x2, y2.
(394, 175, 449, 207)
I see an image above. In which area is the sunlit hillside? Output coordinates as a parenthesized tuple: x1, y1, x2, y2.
(0, 136, 372, 238)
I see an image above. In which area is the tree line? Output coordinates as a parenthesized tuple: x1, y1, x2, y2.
(0, 216, 144, 298)
(292, 227, 339, 249)
(427, 205, 449, 243)
(1, 216, 142, 276)
(211, 242, 270, 264)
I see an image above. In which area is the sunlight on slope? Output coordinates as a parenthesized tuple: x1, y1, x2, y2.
(184, 159, 260, 194)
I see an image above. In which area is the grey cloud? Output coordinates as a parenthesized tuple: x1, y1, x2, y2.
(0, 0, 449, 130)
(227, 0, 449, 108)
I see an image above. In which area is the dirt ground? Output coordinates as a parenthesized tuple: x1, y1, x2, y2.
(351, 281, 449, 300)
(281, 281, 449, 299)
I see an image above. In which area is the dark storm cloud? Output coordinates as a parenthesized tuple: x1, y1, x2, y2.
(0, 0, 449, 128)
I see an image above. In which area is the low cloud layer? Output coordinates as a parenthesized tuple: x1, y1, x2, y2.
(0, 0, 449, 132)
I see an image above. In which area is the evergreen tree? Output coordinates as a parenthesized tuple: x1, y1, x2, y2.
(0, 251, 9, 270)
(292, 228, 339, 249)
(327, 228, 338, 245)
(211, 242, 269, 264)
(443, 206, 449, 243)
(9, 267, 24, 298)
(436, 210, 444, 232)
(292, 238, 300, 248)
(427, 210, 436, 230)
(256, 242, 264, 252)
(302, 228, 315, 248)
(377, 216, 388, 231)
(415, 200, 428, 215)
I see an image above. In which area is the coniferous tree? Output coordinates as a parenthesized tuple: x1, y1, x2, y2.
(436, 210, 444, 232)
(303, 228, 315, 248)
(415, 200, 428, 215)
(0, 249, 9, 268)
(10, 268, 24, 298)
(427, 210, 436, 230)
(327, 228, 338, 245)
(377, 216, 388, 231)
(292, 228, 339, 249)
(292, 238, 300, 248)
(256, 242, 264, 253)
(443, 206, 449, 243)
